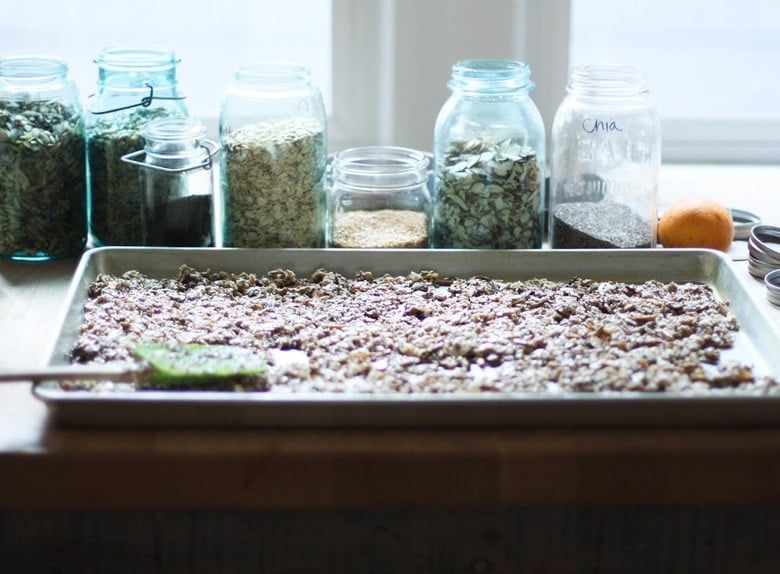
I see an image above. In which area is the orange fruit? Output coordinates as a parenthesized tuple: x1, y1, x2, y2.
(658, 197, 734, 252)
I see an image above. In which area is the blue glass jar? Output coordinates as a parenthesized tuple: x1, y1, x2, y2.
(86, 46, 188, 246)
(220, 63, 327, 248)
(432, 59, 545, 249)
(549, 65, 661, 249)
(0, 56, 86, 261)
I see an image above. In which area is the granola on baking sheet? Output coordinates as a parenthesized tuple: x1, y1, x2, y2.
(68, 265, 780, 394)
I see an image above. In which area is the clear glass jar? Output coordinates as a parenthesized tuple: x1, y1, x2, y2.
(86, 46, 188, 246)
(327, 146, 431, 249)
(220, 63, 327, 248)
(0, 56, 86, 261)
(549, 65, 661, 249)
(432, 59, 545, 249)
(121, 117, 218, 247)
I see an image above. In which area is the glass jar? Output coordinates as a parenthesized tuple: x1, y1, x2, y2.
(327, 146, 431, 249)
(0, 56, 86, 261)
(220, 63, 327, 248)
(86, 46, 188, 246)
(432, 59, 545, 249)
(121, 118, 218, 247)
(549, 65, 661, 249)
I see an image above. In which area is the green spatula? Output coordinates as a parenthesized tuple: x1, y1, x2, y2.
(0, 343, 269, 389)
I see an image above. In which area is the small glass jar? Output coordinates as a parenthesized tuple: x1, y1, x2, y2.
(328, 146, 431, 249)
(86, 46, 188, 246)
(220, 63, 327, 248)
(549, 65, 661, 249)
(0, 56, 86, 261)
(122, 118, 218, 247)
(432, 59, 545, 249)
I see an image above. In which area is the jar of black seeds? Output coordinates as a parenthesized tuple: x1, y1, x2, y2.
(86, 46, 188, 246)
(327, 146, 431, 249)
(432, 59, 545, 249)
(0, 56, 86, 261)
(122, 117, 218, 247)
(549, 65, 661, 249)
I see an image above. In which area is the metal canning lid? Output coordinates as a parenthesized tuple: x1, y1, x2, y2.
(765, 269, 780, 306)
(730, 208, 761, 240)
(748, 225, 780, 268)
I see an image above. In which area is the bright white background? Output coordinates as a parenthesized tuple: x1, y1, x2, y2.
(3, 0, 780, 162)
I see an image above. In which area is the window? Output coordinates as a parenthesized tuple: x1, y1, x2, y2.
(569, 0, 780, 162)
(3, 1, 333, 138)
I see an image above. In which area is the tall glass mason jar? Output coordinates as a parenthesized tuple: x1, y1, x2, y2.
(0, 56, 86, 261)
(327, 146, 431, 249)
(432, 59, 545, 249)
(549, 65, 661, 249)
(220, 63, 327, 248)
(86, 46, 188, 246)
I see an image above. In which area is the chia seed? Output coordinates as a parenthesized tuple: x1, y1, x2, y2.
(552, 201, 653, 249)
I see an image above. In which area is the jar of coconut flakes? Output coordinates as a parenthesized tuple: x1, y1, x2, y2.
(220, 63, 327, 248)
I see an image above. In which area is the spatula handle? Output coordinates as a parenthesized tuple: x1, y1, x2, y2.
(0, 363, 133, 383)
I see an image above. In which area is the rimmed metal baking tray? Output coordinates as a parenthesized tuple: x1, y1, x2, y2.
(34, 247, 780, 428)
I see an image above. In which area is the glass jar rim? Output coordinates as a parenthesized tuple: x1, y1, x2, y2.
(143, 117, 207, 144)
(234, 63, 312, 89)
(568, 64, 648, 96)
(448, 59, 533, 93)
(0, 55, 67, 81)
(95, 46, 180, 71)
(333, 146, 429, 181)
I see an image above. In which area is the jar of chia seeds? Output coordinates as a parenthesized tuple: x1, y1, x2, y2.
(549, 65, 661, 249)
(0, 55, 86, 261)
(220, 63, 327, 248)
(86, 46, 188, 246)
(432, 59, 545, 249)
(122, 117, 218, 247)
(327, 146, 431, 249)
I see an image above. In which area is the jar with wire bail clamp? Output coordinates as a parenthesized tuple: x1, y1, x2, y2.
(432, 59, 545, 249)
(86, 46, 188, 246)
(0, 55, 86, 261)
(121, 117, 218, 246)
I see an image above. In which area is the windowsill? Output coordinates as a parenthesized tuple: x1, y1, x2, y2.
(660, 163, 780, 226)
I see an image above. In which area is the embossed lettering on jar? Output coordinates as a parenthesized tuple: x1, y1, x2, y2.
(549, 65, 661, 249)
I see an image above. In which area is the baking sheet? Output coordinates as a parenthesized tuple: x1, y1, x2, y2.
(34, 247, 780, 428)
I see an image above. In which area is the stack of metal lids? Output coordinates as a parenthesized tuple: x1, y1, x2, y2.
(748, 225, 780, 306)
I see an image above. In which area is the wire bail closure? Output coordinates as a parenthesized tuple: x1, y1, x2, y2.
(121, 140, 220, 174)
(89, 83, 187, 115)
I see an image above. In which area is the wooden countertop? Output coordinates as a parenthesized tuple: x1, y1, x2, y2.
(2, 170, 780, 512)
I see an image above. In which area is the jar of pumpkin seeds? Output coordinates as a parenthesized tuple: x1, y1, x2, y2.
(432, 59, 545, 249)
(220, 63, 327, 248)
(0, 56, 86, 261)
(86, 46, 188, 246)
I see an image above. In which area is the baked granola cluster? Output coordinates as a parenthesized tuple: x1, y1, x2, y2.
(69, 265, 779, 394)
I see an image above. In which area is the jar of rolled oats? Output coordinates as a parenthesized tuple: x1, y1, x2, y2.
(86, 46, 188, 246)
(432, 59, 545, 249)
(327, 146, 431, 249)
(549, 65, 661, 249)
(0, 55, 86, 261)
(220, 63, 327, 248)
